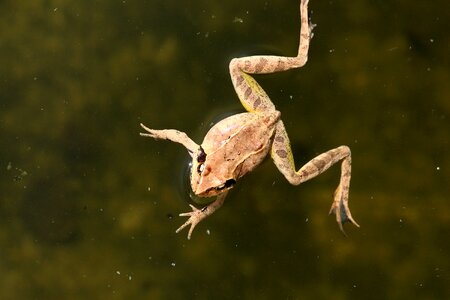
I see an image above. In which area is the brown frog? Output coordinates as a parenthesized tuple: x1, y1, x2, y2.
(140, 0, 359, 239)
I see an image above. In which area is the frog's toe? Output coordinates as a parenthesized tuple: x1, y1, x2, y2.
(139, 124, 158, 138)
(176, 205, 203, 240)
(329, 188, 359, 235)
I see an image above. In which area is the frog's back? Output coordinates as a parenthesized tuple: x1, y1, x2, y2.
(202, 112, 278, 150)
(201, 111, 280, 179)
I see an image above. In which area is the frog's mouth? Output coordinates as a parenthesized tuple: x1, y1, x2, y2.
(214, 179, 236, 192)
(197, 179, 236, 197)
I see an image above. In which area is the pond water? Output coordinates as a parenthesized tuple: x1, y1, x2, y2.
(0, 0, 448, 299)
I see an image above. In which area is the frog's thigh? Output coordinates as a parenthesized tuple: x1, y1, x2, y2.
(230, 68, 276, 113)
(270, 121, 350, 185)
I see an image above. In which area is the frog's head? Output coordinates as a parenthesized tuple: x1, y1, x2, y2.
(191, 146, 236, 197)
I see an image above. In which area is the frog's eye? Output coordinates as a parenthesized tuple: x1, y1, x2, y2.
(197, 146, 207, 163)
(196, 146, 207, 174)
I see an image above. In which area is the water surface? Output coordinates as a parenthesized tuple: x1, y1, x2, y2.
(0, 0, 448, 299)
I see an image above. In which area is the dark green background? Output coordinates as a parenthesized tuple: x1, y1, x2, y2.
(1, 0, 448, 299)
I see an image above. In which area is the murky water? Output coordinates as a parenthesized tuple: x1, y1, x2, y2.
(1, 0, 448, 299)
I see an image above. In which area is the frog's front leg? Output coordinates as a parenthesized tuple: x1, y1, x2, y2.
(176, 191, 228, 239)
(271, 121, 359, 233)
(140, 123, 198, 157)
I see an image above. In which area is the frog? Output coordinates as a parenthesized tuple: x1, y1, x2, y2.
(140, 0, 359, 239)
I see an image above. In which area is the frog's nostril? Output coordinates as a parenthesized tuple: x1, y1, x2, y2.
(202, 166, 211, 176)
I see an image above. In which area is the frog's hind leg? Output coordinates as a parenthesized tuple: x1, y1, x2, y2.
(271, 121, 359, 234)
(229, 0, 312, 112)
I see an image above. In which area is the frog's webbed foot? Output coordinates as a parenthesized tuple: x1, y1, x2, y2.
(329, 184, 360, 235)
(176, 192, 227, 239)
(176, 205, 206, 240)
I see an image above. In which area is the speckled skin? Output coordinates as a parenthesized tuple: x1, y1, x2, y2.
(140, 0, 359, 239)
